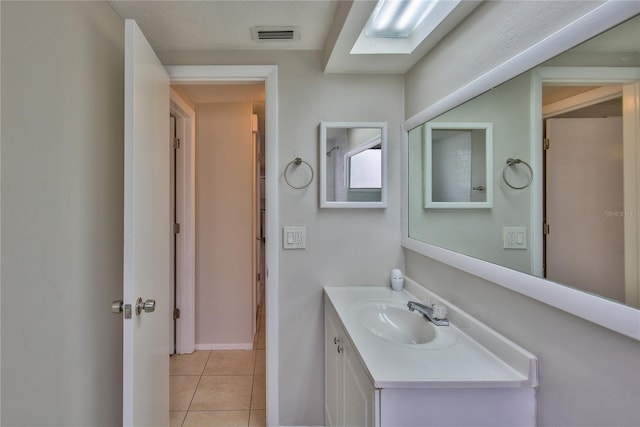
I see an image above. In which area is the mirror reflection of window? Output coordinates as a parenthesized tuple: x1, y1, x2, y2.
(349, 146, 382, 189)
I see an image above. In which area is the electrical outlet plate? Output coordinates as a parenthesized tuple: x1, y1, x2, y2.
(503, 226, 527, 250)
(283, 226, 306, 249)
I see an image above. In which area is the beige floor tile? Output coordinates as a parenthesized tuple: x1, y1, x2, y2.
(254, 332, 265, 350)
(170, 411, 187, 427)
(249, 410, 266, 427)
(182, 410, 250, 427)
(204, 350, 256, 376)
(190, 376, 253, 410)
(170, 376, 200, 411)
(250, 375, 266, 410)
(171, 351, 211, 376)
(254, 350, 265, 375)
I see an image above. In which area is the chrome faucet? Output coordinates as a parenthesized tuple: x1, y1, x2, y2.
(407, 301, 449, 326)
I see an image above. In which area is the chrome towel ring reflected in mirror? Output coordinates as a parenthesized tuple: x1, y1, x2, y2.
(502, 158, 533, 190)
(284, 157, 314, 189)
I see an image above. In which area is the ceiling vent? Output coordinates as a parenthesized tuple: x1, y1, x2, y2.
(251, 26, 300, 41)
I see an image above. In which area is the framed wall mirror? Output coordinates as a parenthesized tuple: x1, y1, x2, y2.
(320, 122, 388, 208)
(425, 123, 493, 208)
(403, 8, 640, 340)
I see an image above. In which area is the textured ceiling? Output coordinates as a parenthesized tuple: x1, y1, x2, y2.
(107, 1, 640, 74)
(108, 0, 340, 51)
(107, 0, 481, 73)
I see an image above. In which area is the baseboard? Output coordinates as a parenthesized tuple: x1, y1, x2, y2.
(195, 343, 254, 350)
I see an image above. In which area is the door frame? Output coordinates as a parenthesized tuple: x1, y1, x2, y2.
(534, 66, 640, 308)
(169, 88, 196, 354)
(166, 65, 279, 426)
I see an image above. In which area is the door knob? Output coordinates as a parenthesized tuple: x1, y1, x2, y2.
(112, 300, 132, 319)
(112, 300, 124, 314)
(135, 297, 156, 315)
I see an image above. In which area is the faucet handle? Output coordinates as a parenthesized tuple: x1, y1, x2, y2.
(432, 304, 448, 320)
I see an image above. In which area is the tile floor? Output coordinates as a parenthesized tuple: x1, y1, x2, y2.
(170, 304, 266, 427)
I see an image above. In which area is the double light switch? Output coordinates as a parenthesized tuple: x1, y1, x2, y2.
(283, 226, 306, 249)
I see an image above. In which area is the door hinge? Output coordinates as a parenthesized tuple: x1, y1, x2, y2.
(543, 222, 550, 235)
(173, 308, 181, 320)
(173, 137, 181, 150)
(543, 138, 550, 150)
(257, 273, 261, 282)
(173, 223, 181, 234)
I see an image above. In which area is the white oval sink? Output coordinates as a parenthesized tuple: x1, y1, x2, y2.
(357, 301, 436, 344)
(355, 300, 457, 348)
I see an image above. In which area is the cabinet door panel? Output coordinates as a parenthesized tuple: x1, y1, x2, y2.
(325, 308, 343, 426)
(343, 340, 375, 427)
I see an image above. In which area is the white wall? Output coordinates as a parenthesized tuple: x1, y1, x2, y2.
(159, 49, 404, 425)
(1, 1, 124, 425)
(195, 102, 255, 348)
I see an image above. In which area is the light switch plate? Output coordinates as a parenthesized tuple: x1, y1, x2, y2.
(503, 226, 527, 250)
(283, 226, 306, 249)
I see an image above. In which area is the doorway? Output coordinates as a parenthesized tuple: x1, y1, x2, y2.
(170, 83, 265, 351)
(166, 65, 279, 426)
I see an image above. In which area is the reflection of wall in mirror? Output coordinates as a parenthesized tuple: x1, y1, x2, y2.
(409, 72, 534, 274)
(347, 128, 380, 151)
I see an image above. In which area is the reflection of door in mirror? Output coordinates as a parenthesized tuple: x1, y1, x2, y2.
(545, 116, 624, 301)
(543, 83, 638, 307)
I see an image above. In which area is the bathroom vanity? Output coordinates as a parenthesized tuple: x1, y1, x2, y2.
(324, 285, 538, 427)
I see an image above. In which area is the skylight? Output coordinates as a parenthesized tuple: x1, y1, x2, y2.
(351, 0, 462, 55)
(366, 0, 438, 38)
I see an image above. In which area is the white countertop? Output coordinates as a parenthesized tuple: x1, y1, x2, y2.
(324, 286, 537, 389)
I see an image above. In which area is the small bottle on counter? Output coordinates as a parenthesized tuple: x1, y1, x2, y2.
(390, 268, 404, 291)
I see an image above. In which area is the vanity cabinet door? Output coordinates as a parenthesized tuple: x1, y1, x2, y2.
(325, 306, 343, 427)
(325, 300, 377, 427)
(342, 336, 376, 427)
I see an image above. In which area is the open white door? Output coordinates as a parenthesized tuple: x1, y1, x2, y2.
(123, 19, 170, 426)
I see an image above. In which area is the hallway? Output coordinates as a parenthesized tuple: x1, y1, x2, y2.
(170, 304, 266, 426)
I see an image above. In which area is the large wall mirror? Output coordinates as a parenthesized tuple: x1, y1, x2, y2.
(320, 122, 388, 208)
(404, 10, 640, 339)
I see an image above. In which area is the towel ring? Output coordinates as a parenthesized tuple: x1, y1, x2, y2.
(502, 158, 533, 190)
(284, 157, 314, 189)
